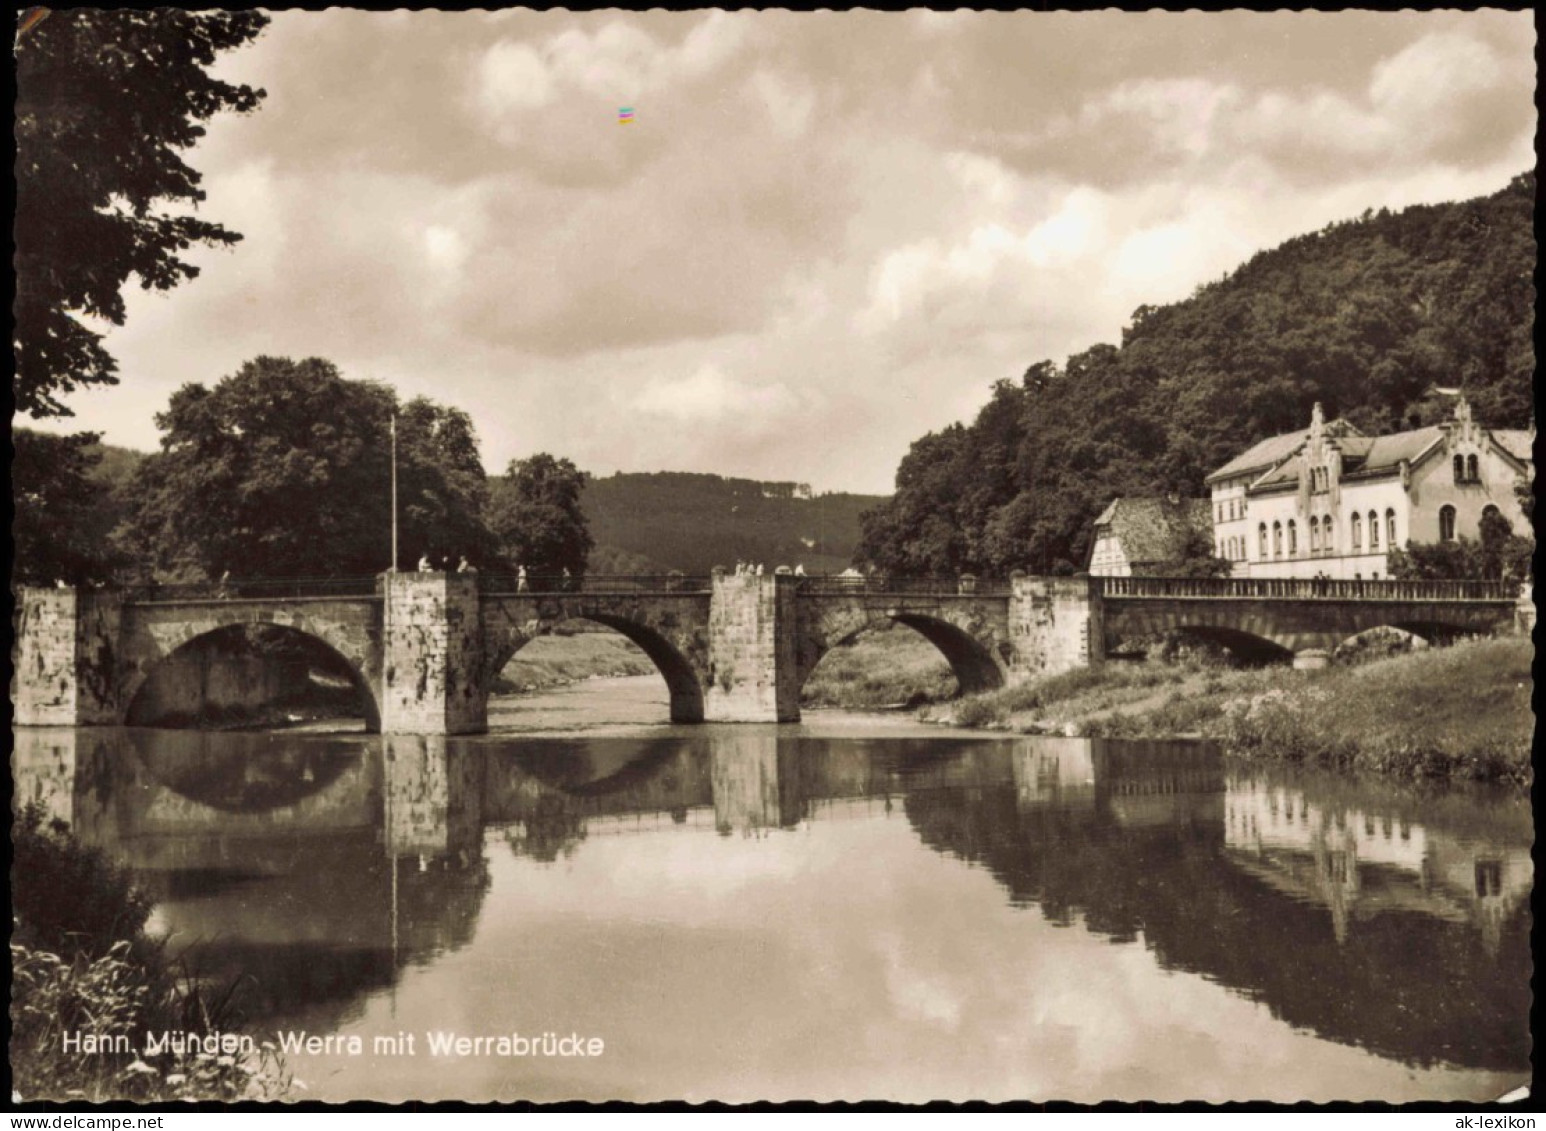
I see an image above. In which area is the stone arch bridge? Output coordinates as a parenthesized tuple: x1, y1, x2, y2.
(14, 573, 1524, 734)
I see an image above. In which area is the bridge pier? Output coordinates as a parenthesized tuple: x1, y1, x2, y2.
(705, 572, 800, 723)
(1008, 575, 1105, 680)
(381, 573, 488, 735)
(14, 587, 123, 726)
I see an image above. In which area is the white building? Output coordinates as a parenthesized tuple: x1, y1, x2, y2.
(1205, 399, 1532, 580)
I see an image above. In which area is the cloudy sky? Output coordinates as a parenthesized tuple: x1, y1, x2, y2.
(37, 9, 1535, 494)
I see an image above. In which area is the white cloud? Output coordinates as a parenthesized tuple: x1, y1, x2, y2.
(476, 40, 554, 114)
(1370, 32, 1500, 126)
(857, 186, 1109, 335)
(472, 13, 755, 135)
(751, 70, 817, 139)
(631, 365, 800, 425)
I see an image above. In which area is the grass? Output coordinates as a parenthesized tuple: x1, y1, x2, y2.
(10, 807, 297, 1103)
(491, 631, 659, 694)
(930, 636, 1533, 789)
(800, 625, 957, 709)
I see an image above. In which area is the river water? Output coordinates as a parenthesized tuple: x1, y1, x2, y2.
(11, 677, 1532, 1103)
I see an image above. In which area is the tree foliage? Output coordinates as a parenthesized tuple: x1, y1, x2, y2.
(120, 357, 498, 580)
(859, 173, 1535, 576)
(1386, 509, 1533, 584)
(12, 430, 127, 586)
(14, 9, 268, 417)
(488, 455, 594, 577)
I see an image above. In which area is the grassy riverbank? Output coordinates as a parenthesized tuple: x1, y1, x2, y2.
(923, 637, 1532, 789)
(801, 626, 956, 709)
(10, 808, 296, 1102)
(492, 632, 658, 693)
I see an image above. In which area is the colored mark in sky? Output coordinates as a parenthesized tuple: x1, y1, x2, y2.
(17, 7, 51, 41)
(618, 107, 635, 124)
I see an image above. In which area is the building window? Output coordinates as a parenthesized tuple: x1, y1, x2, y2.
(1368, 510, 1379, 549)
(1453, 454, 1465, 483)
(1439, 505, 1457, 542)
(1322, 516, 1335, 554)
(1287, 519, 1297, 555)
(1259, 524, 1268, 560)
(1386, 509, 1397, 548)
(1273, 521, 1283, 558)
(1467, 454, 1479, 482)
(1350, 512, 1361, 551)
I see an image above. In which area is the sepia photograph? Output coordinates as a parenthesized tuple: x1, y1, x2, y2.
(10, 5, 1535, 1109)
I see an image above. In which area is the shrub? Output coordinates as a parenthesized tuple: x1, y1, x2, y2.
(9, 806, 296, 1102)
(11, 805, 153, 959)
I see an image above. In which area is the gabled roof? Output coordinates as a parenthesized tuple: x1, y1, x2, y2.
(1206, 430, 1306, 485)
(1357, 427, 1445, 473)
(1090, 497, 1212, 565)
(1205, 419, 1365, 485)
(1243, 425, 1448, 490)
(1493, 430, 1534, 464)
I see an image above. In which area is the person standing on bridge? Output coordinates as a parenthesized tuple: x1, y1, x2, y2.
(517, 564, 529, 592)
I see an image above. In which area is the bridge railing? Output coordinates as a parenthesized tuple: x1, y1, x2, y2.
(120, 575, 385, 603)
(1098, 576, 1517, 602)
(792, 575, 1011, 597)
(476, 573, 713, 595)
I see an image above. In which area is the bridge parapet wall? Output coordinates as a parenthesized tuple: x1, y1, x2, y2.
(15, 587, 122, 726)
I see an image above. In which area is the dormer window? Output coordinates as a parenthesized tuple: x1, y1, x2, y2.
(1467, 454, 1479, 482)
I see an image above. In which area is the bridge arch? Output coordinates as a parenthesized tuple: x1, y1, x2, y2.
(121, 620, 382, 731)
(1161, 624, 1296, 665)
(796, 604, 1008, 699)
(481, 615, 706, 724)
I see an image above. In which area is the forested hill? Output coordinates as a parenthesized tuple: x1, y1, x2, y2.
(582, 472, 880, 575)
(857, 171, 1536, 577)
(65, 441, 880, 578)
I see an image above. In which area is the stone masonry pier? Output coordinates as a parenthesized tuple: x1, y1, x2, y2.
(13, 573, 1522, 735)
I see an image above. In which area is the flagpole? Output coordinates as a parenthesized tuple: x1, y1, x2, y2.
(390, 413, 399, 572)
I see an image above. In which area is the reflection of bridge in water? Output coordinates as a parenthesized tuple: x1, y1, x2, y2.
(10, 727, 1530, 1072)
(16, 573, 1523, 732)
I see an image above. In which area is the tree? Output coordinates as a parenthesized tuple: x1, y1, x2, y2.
(121, 357, 498, 580)
(1386, 531, 1532, 584)
(488, 455, 594, 577)
(14, 9, 268, 418)
(12, 430, 125, 586)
